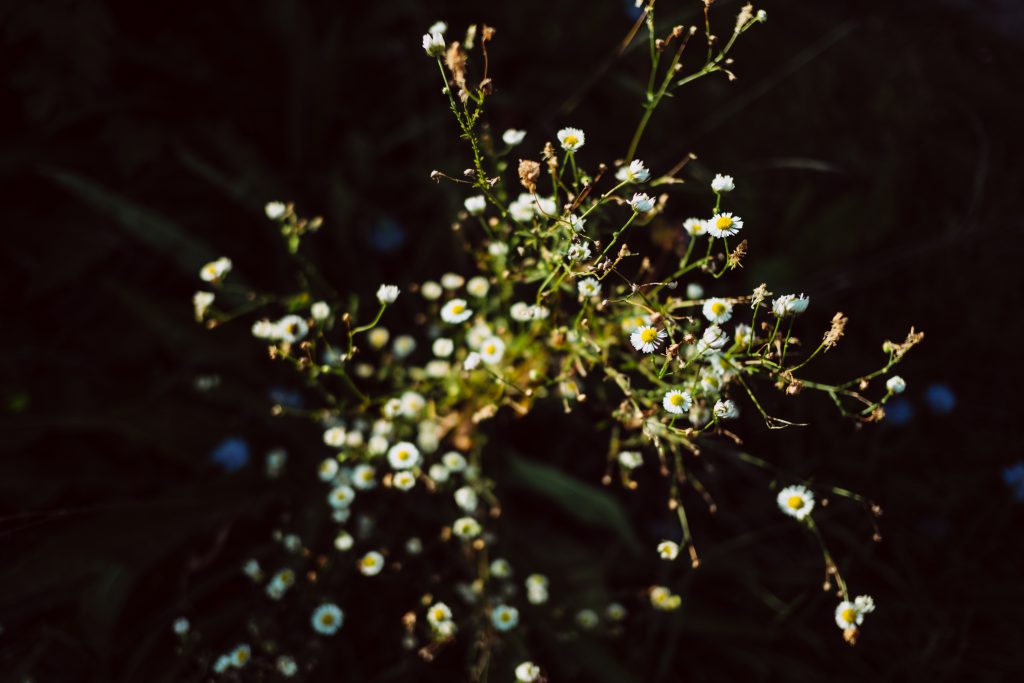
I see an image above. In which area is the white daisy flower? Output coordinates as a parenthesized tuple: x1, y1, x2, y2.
(464, 195, 487, 215)
(702, 298, 733, 324)
(557, 127, 585, 151)
(399, 391, 426, 417)
(629, 192, 655, 213)
(835, 596, 874, 630)
(442, 451, 468, 471)
(334, 531, 354, 551)
(318, 458, 339, 481)
(252, 319, 275, 339)
(275, 314, 308, 343)
(382, 398, 403, 419)
(491, 604, 520, 631)
(463, 352, 482, 370)
(734, 323, 753, 347)
(615, 159, 650, 183)
(686, 283, 704, 300)
(698, 324, 729, 352)
(657, 541, 680, 560)
(392, 471, 416, 491)
(452, 516, 481, 539)
(352, 464, 376, 490)
(466, 322, 492, 348)
(567, 242, 592, 262)
(714, 399, 739, 419)
(377, 284, 400, 304)
(440, 299, 473, 323)
(425, 359, 450, 377)
(428, 463, 450, 483)
(422, 31, 445, 57)
(428, 20, 447, 34)
(311, 603, 344, 635)
(441, 273, 464, 290)
(776, 484, 815, 520)
(265, 201, 287, 220)
(358, 551, 385, 576)
(630, 325, 667, 354)
(323, 426, 347, 447)
(683, 218, 707, 238)
(388, 441, 421, 470)
(327, 484, 355, 509)
(276, 655, 298, 678)
(886, 375, 906, 394)
(509, 197, 535, 223)
(193, 291, 214, 321)
(427, 602, 453, 628)
(515, 661, 541, 682)
(772, 293, 810, 317)
(480, 336, 505, 364)
(230, 644, 252, 667)
(432, 337, 454, 357)
(310, 300, 330, 322)
(711, 173, 735, 193)
(490, 558, 512, 578)
(618, 450, 643, 469)
(367, 327, 390, 349)
(663, 389, 693, 415)
(421, 281, 443, 300)
(699, 372, 722, 395)
(502, 128, 527, 146)
(510, 302, 534, 322)
(173, 617, 190, 635)
(577, 277, 601, 299)
(393, 336, 418, 360)
(466, 276, 490, 297)
(454, 486, 478, 512)
(199, 256, 232, 283)
(488, 241, 509, 256)
(706, 212, 743, 238)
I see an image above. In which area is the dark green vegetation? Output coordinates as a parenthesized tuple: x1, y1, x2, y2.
(2, 0, 1023, 680)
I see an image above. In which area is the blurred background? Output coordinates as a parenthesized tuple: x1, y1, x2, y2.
(2, 0, 1023, 680)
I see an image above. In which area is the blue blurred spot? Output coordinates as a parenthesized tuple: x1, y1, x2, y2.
(625, 0, 644, 21)
(884, 397, 914, 425)
(368, 217, 406, 253)
(269, 386, 303, 409)
(1002, 462, 1024, 502)
(210, 437, 250, 472)
(924, 383, 956, 415)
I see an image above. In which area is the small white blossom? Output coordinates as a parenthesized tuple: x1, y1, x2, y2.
(173, 617, 190, 635)
(479, 336, 505, 364)
(275, 314, 308, 343)
(464, 195, 486, 215)
(490, 558, 512, 578)
(835, 595, 875, 630)
(567, 242, 592, 262)
(577, 277, 601, 299)
(352, 464, 377, 490)
(488, 242, 509, 257)
(265, 201, 287, 219)
(698, 324, 729, 352)
(323, 426, 347, 448)
(557, 127, 585, 151)
(454, 486, 478, 512)
(466, 276, 490, 297)
(392, 470, 416, 491)
(618, 450, 643, 469)
(686, 282, 704, 299)
(392, 334, 416, 358)
(452, 516, 482, 539)
(421, 281, 443, 300)
(311, 603, 344, 635)
(388, 441, 421, 470)
(443, 451, 468, 471)
(230, 644, 252, 668)
(772, 293, 810, 317)
(886, 375, 906, 394)
(318, 458, 339, 481)
(428, 20, 447, 34)
(427, 602, 454, 628)
(776, 484, 814, 520)
(334, 531, 354, 551)
(706, 212, 743, 238)
(515, 661, 541, 682)
(377, 284, 400, 304)
(328, 484, 355, 509)
(502, 129, 527, 146)
(193, 291, 214, 322)
(441, 272, 465, 290)
(432, 337, 455, 357)
(463, 352, 482, 370)
(711, 173, 735, 193)
(629, 192, 655, 213)
(630, 325, 666, 354)
(276, 655, 298, 678)
(199, 257, 232, 282)
(491, 604, 520, 631)
(714, 399, 739, 419)
(440, 298, 473, 323)
(358, 550, 385, 576)
(422, 31, 445, 57)
(757, 9, 767, 22)
(702, 297, 733, 324)
(310, 300, 330, 321)
(509, 197, 535, 223)
(564, 214, 587, 232)
(616, 159, 650, 183)
(657, 541, 680, 560)
(662, 389, 693, 415)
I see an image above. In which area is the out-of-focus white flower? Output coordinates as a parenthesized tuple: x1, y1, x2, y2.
(193, 291, 214, 322)
(734, 323, 752, 347)
(684, 217, 707, 237)
(454, 486, 478, 512)
(432, 337, 454, 357)
(440, 298, 473, 323)
(466, 276, 490, 297)
(265, 201, 287, 219)
(421, 281, 443, 300)
(706, 212, 743, 238)
(772, 293, 810, 317)
(230, 644, 252, 668)
(886, 376, 906, 394)
(757, 9, 767, 22)
(352, 464, 377, 490)
(702, 298, 733, 324)
(358, 550, 385, 576)
(452, 516, 482, 539)
(318, 458, 339, 481)
(423, 31, 445, 57)
(173, 617, 190, 635)
(311, 603, 344, 635)
(776, 484, 814, 520)
(400, 391, 426, 417)
(577, 277, 601, 299)
(275, 314, 308, 343)
(663, 389, 693, 415)
(503, 129, 527, 146)
(714, 399, 739, 419)
(509, 196, 534, 223)
(463, 352, 482, 370)
(334, 531, 354, 551)
(657, 541, 680, 560)
(328, 485, 355, 509)
(252, 319, 275, 339)
(276, 655, 298, 678)
(575, 609, 599, 629)
(488, 242, 509, 257)
(310, 301, 330, 321)
(557, 127, 585, 151)
(650, 586, 681, 611)
(377, 284, 400, 304)
(711, 173, 735, 193)
(427, 602, 453, 628)
(200, 257, 232, 282)
(388, 442, 421, 470)
(441, 273, 465, 290)
(443, 451, 468, 471)
(491, 604, 520, 631)
(618, 450, 643, 469)
(392, 471, 416, 491)
(428, 20, 447, 34)
(629, 192, 655, 213)
(606, 602, 627, 621)
(564, 214, 587, 232)
(480, 337, 505, 364)
(490, 558, 512, 578)
(464, 195, 487, 215)
(429, 463, 450, 482)
(515, 661, 541, 682)
(567, 242, 592, 262)
(686, 283, 704, 300)
(392, 334, 416, 358)
(630, 325, 666, 353)
(323, 426, 347, 447)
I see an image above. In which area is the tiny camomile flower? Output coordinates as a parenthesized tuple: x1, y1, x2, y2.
(388, 441, 421, 470)
(377, 284, 400, 305)
(359, 550, 385, 576)
(711, 173, 735, 193)
(629, 192, 655, 213)
(463, 352, 482, 370)
(576, 609, 599, 629)
(706, 212, 743, 238)
(432, 337, 455, 357)
(323, 426, 347, 447)
(480, 336, 505, 364)
(772, 293, 810, 317)
(491, 604, 520, 631)
(318, 458, 339, 481)
(886, 375, 906, 394)
(252, 318, 276, 339)
(427, 20, 447, 34)
(702, 297, 733, 324)
(714, 399, 739, 419)
(663, 389, 693, 415)
(427, 602, 453, 627)
(502, 128, 527, 146)
(606, 602, 627, 621)
(334, 531, 354, 551)
(399, 390, 426, 417)
(452, 516, 482, 539)
(440, 298, 473, 323)
(393, 335, 418, 358)
(367, 327, 390, 349)
(510, 302, 533, 322)
(776, 484, 815, 520)
(490, 558, 512, 578)
(352, 464, 377, 490)
(618, 450, 643, 469)
(311, 603, 344, 635)
(392, 471, 416, 491)
(466, 276, 490, 297)
(467, 322, 493, 348)
(454, 486, 478, 512)
(515, 661, 542, 682)
(835, 595, 875, 630)
(615, 159, 650, 183)
(193, 291, 214, 321)
(276, 655, 298, 678)
(442, 451, 468, 471)
(310, 300, 330, 322)
(464, 195, 486, 215)
(441, 272, 464, 289)
(577, 277, 602, 299)
(657, 541, 680, 560)
(686, 282, 704, 299)
(630, 325, 667, 354)
(428, 463, 450, 483)
(199, 256, 232, 283)
(421, 281, 443, 300)
(328, 485, 356, 509)
(265, 201, 287, 220)
(230, 644, 252, 667)
(173, 617, 190, 635)
(275, 314, 308, 343)
(650, 586, 681, 611)
(488, 241, 509, 256)
(699, 324, 729, 352)
(423, 31, 445, 57)
(566, 242, 592, 262)
(557, 127, 585, 151)
(683, 217, 707, 237)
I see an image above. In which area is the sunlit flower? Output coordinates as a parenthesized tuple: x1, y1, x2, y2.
(388, 441, 421, 470)
(452, 516, 482, 539)
(557, 127, 585, 151)
(616, 159, 650, 183)
(714, 399, 739, 419)
(835, 595, 875, 630)
(466, 276, 490, 297)
(310, 301, 330, 322)
(428, 20, 447, 34)
(683, 217, 706, 237)
(265, 201, 287, 219)
(886, 375, 906, 394)
(440, 298, 473, 323)
(491, 604, 520, 631)
(328, 485, 355, 509)
(629, 192, 655, 213)
(503, 128, 527, 146)
(702, 298, 733, 324)
(577, 277, 601, 299)
(464, 195, 487, 215)
(463, 352, 482, 370)
(567, 242, 592, 262)
(275, 314, 308, 343)
(323, 426, 347, 448)
(630, 325, 666, 354)
(377, 284, 400, 304)
(443, 451, 468, 471)
(427, 602, 453, 627)
(193, 291, 214, 321)
(400, 391, 426, 417)
(662, 389, 693, 415)
(318, 458, 339, 481)
(334, 531, 354, 551)
(618, 450, 643, 469)
(480, 336, 505, 364)
(657, 541, 680, 560)
(393, 471, 416, 491)
(199, 257, 232, 283)
(311, 603, 344, 635)
(352, 464, 377, 490)
(359, 551, 385, 576)
(706, 212, 743, 238)
(423, 31, 445, 57)
(515, 661, 541, 682)
(776, 484, 814, 520)
(711, 173, 735, 193)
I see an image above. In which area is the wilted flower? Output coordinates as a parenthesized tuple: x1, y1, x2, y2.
(772, 293, 810, 317)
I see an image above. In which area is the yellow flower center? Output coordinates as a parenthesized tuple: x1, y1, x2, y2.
(236, 651, 249, 663)
(500, 612, 511, 622)
(397, 450, 409, 460)
(669, 393, 684, 406)
(433, 608, 446, 620)
(786, 495, 805, 510)
(640, 328, 657, 343)
(485, 344, 496, 354)
(564, 135, 578, 146)
(841, 607, 857, 624)
(362, 557, 377, 568)
(716, 216, 733, 230)
(711, 302, 726, 315)
(451, 304, 464, 314)
(321, 613, 335, 625)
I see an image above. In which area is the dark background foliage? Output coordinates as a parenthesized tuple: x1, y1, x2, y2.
(2, 0, 1023, 680)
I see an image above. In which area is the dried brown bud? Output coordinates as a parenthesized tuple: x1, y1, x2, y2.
(728, 239, 748, 269)
(823, 312, 848, 350)
(444, 42, 468, 101)
(481, 25, 496, 42)
(518, 159, 541, 192)
(430, 170, 442, 182)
